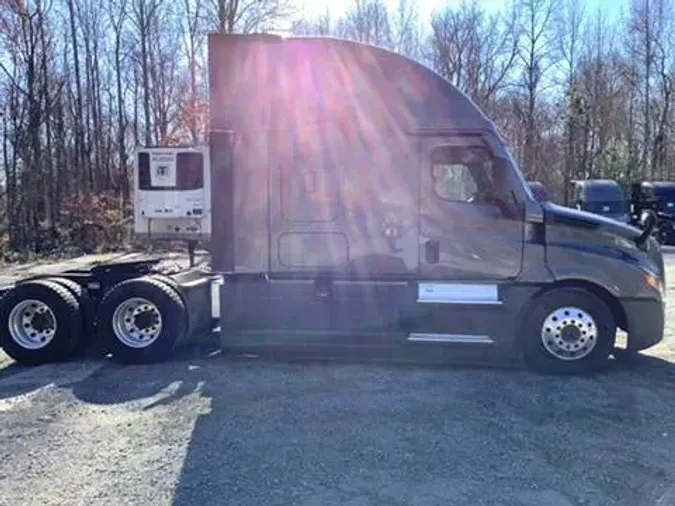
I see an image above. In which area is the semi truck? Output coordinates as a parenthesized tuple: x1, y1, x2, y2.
(569, 179, 630, 223)
(630, 181, 675, 245)
(527, 181, 550, 202)
(0, 33, 666, 375)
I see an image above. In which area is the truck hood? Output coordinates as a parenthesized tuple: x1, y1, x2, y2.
(543, 202, 642, 241)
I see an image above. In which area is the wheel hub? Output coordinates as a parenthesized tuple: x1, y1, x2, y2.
(560, 325, 581, 343)
(134, 309, 159, 331)
(541, 306, 598, 361)
(8, 299, 58, 350)
(112, 297, 163, 349)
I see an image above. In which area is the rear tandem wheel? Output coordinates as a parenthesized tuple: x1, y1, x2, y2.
(0, 280, 83, 365)
(96, 276, 188, 364)
(44, 277, 95, 356)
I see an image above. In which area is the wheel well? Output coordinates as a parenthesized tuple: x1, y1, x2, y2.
(525, 279, 627, 332)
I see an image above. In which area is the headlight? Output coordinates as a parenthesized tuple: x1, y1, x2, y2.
(640, 266, 663, 294)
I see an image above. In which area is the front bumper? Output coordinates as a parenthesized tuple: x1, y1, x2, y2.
(622, 297, 665, 351)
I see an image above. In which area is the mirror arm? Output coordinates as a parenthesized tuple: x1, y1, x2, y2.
(635, 210, 657, 247)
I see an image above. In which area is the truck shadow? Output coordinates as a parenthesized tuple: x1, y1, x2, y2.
(0, 356, 106, 401)
(0, 361, 45, 400)
(2, 344, 670, 407)
(0, 335, 218, 403)
(61, 346, 675, 506)
(67, 336, 222, 406)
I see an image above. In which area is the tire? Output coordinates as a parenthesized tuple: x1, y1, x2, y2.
(658, 228, 668, 245)
(0, 280, 82, 365)
(96, 276, 187, 364)
(145, 274, 192, 341)
(45, 277, 95, 357)
(146, 274, 181, 293)
(521, 287, 616, 375)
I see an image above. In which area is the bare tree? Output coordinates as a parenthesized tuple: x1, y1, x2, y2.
(129, 0, 163, 146)
(291, 8, 333, 35)
(648, 0, 673, 178)
(555, 0, 585, 202)
(65, 0, 86, 192)
(204, 0, 296, 34)
(429, 0, 519, 113)
(429, 2, 485, 95)
(338, 0, 393, 48)
(391, 0, 421, 59)
(516, 0, 556, 178)
(107, 0, 130, 200)
(181, 0, 204, 145)
(627, 0, 658, 179)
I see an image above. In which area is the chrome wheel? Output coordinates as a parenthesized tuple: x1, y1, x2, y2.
(541, 306, 598, 361)
(8, 299, 57, 350)
(111, 297, 163, 348)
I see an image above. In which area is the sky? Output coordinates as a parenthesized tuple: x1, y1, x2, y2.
(295, 0, 633, 25)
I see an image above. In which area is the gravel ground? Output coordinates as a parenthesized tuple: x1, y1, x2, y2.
(2, 253, 675, 506)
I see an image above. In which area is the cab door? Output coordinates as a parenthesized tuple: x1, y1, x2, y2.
(407, 135, 526, 347)
(418, 135, 525, 282)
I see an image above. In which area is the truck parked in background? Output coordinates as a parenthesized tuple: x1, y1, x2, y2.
(0, 34, 665, 375)
(527, 181, 550, 203)
(569, 179, 630, 223)
(630, 181, 675, 245)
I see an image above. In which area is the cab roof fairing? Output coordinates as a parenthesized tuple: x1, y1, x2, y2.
(642, 181, 675, 187)
(207, 33, 502, 137)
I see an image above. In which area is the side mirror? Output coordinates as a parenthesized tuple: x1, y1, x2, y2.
(636, 210, 657, 247)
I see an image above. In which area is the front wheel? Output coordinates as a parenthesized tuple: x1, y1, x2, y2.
(521, 287, 616, 375)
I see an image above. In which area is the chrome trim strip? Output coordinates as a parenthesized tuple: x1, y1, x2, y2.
(334, 280, 409, 286)
(407, 333, 494, 344)
(417, 299, 503, 305)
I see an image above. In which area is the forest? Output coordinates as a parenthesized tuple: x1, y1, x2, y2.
(0, 0, 672, 258)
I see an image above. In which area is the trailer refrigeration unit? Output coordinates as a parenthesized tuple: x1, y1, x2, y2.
(0, 33, 666, 375)
(134, 146, 212, 243)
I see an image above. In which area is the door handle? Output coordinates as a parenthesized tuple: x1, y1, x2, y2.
(424, 240, 440, 264)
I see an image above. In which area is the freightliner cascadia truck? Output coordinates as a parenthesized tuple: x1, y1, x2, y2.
(0, 33, 665, 375)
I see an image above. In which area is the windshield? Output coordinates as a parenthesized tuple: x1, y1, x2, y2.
(654, 191, 675, 213)
(661, 200, 675, 213)
(583, 201, 627, 215)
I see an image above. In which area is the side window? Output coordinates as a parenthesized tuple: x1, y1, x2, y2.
(431, 145, 494, 203)
(432, 164, 477, 202)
